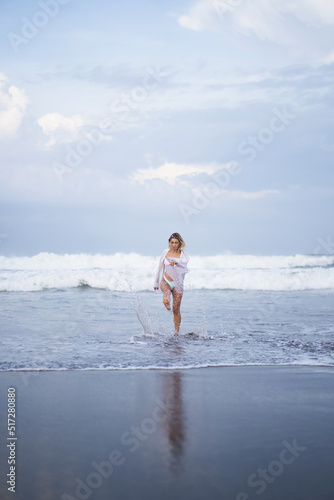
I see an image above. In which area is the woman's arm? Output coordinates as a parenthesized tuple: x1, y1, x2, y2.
(177, 249, 190, 271)
(154, 249, 168, 289)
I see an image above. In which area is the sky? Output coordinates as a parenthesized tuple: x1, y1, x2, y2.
(0, 0, 333, 256)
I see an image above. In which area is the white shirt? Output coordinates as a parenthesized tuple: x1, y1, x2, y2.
(154, 248, 190, 289)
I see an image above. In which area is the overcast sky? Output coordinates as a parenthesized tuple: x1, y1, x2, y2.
(0, 0, 333, 256)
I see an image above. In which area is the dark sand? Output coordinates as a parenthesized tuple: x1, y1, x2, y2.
(0, 366, 334, 500)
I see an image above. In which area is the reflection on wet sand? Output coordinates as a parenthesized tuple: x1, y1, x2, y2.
(160, 371, 186, 475)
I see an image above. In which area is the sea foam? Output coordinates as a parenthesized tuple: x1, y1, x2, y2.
(0, 252, 333, 292)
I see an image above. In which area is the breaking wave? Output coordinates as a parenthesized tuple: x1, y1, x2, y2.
(0, 252, 333, 292)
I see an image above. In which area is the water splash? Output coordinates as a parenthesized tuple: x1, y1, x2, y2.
(134, 295, 155, 337)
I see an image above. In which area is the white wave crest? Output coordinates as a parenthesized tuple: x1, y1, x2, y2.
(0, 252, 333, 292)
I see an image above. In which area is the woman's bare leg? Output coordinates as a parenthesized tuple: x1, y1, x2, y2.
(172, 290, 183, 334)
(160, 278, 171, 310)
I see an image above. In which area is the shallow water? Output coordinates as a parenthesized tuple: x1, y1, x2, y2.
(1, 288, 333, 370)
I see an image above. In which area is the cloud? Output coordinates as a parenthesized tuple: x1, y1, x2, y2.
(130, 162, 280, 203)
(37, 112, 85, 148)
(214, 188, 280, 200)
(286, 0, 334, 25)
(30, 64, 164, 89)
(178, 0, 334, 46)
(321, 50, 334, 65)
(178, 0, 218, 31)
(129, 161, 280, 207)
(189, 180, 280, 199)
(129, 161, 237, 186)
(0, 73, 29, 138)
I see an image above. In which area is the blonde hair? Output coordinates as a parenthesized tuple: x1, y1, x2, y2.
(168, 233, 186, 250)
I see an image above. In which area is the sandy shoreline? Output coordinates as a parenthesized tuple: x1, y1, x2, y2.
(0, 365, 333, 500)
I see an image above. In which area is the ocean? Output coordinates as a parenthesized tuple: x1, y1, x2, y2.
(1, 252, 334, 371)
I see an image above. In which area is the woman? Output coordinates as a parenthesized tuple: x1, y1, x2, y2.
(154, 233, 189, 334)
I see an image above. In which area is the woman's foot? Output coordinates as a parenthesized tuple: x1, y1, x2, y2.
(163, 297, 171, 310)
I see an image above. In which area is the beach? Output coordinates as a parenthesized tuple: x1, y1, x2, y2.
(0, 366, 334, 500)
(1, 252, 334, 499)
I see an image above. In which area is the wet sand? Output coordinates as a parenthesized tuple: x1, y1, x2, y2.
(0, 366, 333, 500)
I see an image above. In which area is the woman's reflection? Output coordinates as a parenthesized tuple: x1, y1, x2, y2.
(161, 371, 186, 475)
